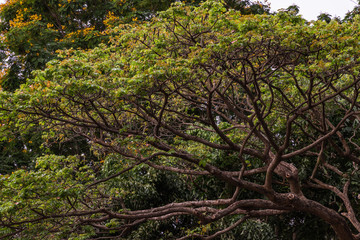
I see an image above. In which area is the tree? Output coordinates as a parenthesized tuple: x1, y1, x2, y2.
(0, 0, 270, 174)
(0, 0, 268, 91)
(0, 0, 194, 174)
(0, 0, 145, 174)
(344, 0, 360, 22)
(1, 1, 360, 239)
(222, 0, 270, 14)
(317, 13, 332, 23)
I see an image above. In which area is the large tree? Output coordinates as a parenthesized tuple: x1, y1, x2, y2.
(0, 0, 270, 174)
(1, 1, 360, 239)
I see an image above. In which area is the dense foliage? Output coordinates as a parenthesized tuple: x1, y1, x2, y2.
(0, 0, 268, 91)
(0, 0, 270, 175)
(1, 1, 360, 239)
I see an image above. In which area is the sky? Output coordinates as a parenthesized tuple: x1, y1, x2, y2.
(267, 0, 357, 20)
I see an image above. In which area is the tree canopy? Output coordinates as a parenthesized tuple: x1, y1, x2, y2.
(0, 0, 268, 91)
(0, 0, 270, 175)
(1, 1, 360, 239)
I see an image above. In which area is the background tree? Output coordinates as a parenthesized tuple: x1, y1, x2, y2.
(317, 13, 332, 23)
(4, 1, 359, 239)
(222, 0, 270, 14)
(344, 0, 360, 22)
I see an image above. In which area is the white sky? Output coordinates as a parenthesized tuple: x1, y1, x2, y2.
(267, 0, 357, 20)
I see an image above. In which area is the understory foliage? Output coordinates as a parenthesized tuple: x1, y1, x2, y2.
(1, 1, 360, 239)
